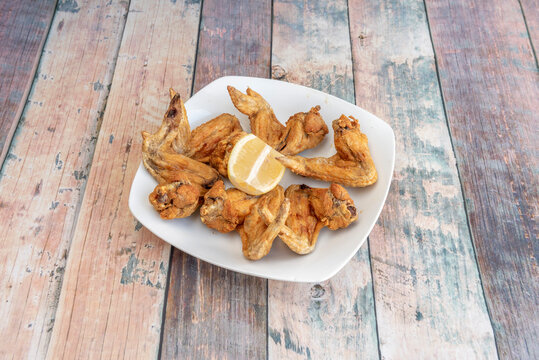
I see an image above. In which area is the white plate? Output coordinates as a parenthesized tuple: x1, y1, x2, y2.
(129, 76, 395, 282)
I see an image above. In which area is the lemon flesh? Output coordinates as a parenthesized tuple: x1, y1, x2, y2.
(227, 134, 285, 195)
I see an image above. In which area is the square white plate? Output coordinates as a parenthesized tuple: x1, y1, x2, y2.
(129, 76, 395, 282)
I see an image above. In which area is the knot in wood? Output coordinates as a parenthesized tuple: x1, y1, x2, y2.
(272, 65, 287, 80)
(310, 284, 325, 298)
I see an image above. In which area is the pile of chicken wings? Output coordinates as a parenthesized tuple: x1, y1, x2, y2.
(141, 86, 377, 260)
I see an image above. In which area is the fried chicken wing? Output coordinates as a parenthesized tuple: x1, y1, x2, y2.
(200, 180, 258, 233)
(149, 180, 202, 219)
(141, 92, 220, 188)
(142, 90, 188, 160)
(238, 186, 290, 260)
(276, 106, 328, 155)
(308, 183, 358, 230)
(187, 113, 242, 163)
(277, 115, 378, 187)
(227, 86, 327, 155)
(275, 184, 324, 254)
(199, 181, 290, 260)
(227, 86, 285, 148)
(261, 183, 358, 254)
(142, 149, 220, 189)
(209, 131, 247, 177)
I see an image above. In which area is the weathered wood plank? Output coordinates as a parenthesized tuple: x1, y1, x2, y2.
(349, 0, 499, 358)
(0, 0, 57, 165)
(519, 0, 538, 61)
(268, 1, 379, 359)
(161, 0, 271, 358)
(0, 1, 129, 358)
(45, 0, 202, 358)
(425, 0, 539, 357)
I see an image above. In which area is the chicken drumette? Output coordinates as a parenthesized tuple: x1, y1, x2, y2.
(277, 115, 377, 187)
(227, 86, 328, 155)
(149, 180, 202, 219)
(199, 180, 258, 233)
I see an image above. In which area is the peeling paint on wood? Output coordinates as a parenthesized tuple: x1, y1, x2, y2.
(425, 0, 539, 357)
(268, 1, 379, 359)
(0, 0, 128, 358)
(349, 0, 498, 358)
(0, 0, 57, 165)
(161, 0, 272, 358)
(45, 0, 201, 358)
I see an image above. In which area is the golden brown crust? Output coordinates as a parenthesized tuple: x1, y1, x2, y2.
(187, 113, 242, 163)
(200, 180, 258, 233)
(239, 186, 290, 260)
(227, 86, 328, 155)
(209, 131, 247, 177)
(149, 181, 202, 219)
(141, 91, 220, 187)
(277, 115, 378, 187)
(199, 182, 292, 260)
(309, 183, 358, 230)
(261, 183, 358, 254)
(276, 106, 328, 155)
(227, 86, 285, 148)
(142, 90, 220, 218)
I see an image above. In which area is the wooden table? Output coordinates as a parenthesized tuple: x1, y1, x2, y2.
(0, 0, 536, 358)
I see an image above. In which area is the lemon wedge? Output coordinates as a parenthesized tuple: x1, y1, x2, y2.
(227, 134, 285, 195)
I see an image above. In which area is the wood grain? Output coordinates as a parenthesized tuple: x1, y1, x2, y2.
(0, 1, 129, 358)
(45, 0, 202, 358)
(519, 0, 538, 61)
(349, 0, 499, 358)
(0, 0, 57, 166)
(268, 1, 379, 359)
(425, 0, 539, 357)
(161, 0, 271, 358)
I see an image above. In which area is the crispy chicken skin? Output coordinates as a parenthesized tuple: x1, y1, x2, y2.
(167, 88, 191, 155)
(200, 180, 258, 233)
(308, 183, 358, 230)
(276, 106, 328, 155)
(227, 86, 328, 155)
(238, 186, 290, 260)
(261, 184, 358, 254)
(277, 185, 324, 254)
(200, 182, 291, 260)
(227, 86, 285, 148)
(141, 91, 220, 188)
(186, 113, 242, 163)
(142, 90, 222, 218)
(149, 181, 202, 219)
(277, 115, 378, 187)
(209, 131, 248, 177)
